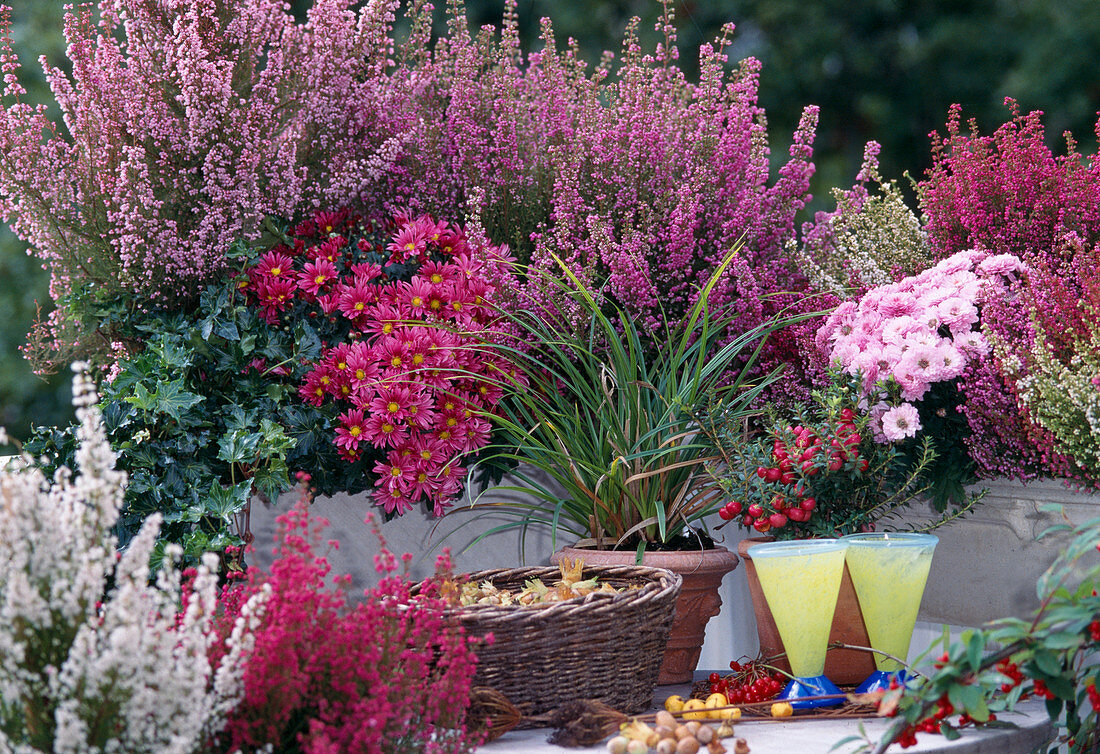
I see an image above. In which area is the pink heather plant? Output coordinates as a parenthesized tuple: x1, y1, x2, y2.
(919, 102, 1100, 480)
(368, 1, 822, 402)
(242, 210, 516, 517)
(818, 248, 1026, 504)
(0, 0, 403, 366)
(211, 486, 481, 754)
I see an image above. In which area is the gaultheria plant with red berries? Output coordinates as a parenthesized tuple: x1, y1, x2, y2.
(240, 210, 515, 516)
(210, 486, 481, 754)
(702, 372, 967, 541)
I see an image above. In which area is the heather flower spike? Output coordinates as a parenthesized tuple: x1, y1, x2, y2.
(0, 364, 265, 752)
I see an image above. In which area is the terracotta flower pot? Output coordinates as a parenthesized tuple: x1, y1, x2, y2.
(551, 544, 739, 684)
(738, 537, 875, 686)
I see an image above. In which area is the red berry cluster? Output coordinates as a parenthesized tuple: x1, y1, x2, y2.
(997, 658, 1025, 693)
(1089, 620, 1100, 643)
(1087, 682, 1100, 712)
(717, 407, 865, 534)
(705, 661, 785, 703)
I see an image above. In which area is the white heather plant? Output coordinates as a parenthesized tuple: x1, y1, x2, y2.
(0, 365, 266, 753)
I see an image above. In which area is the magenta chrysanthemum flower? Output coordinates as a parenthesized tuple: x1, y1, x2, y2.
(297, 258, 337, 297)
(336, 281, 376, 321)
(334, 409, 368, 451)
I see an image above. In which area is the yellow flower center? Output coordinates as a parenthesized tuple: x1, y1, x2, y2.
(387, 401, 399, 413)
(349, 426, 361, 437)
(405, 242, 415, 252)
(382, 323, 393, 334)
(336, 361, 347, 371)
(271, 266, 282, 276)
(354, 302, 365, 311)
(315, 274, 327, 285)
(446, 417, 457, 427)
(382, 423, 395, 434)
(439, 430, 451, 440)
(430, 299, 442, 310)
(411, 296, 423, 306)
(390, 466, 402, 477)
(430, 274, 443, 284)
(420, 450, 432, 460)
(355, 369, 366, 381)
(391, 356, 402, 367)
(412, 353, 424, 365)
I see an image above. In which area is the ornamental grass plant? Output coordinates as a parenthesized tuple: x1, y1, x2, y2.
(462, 251, 809, 556)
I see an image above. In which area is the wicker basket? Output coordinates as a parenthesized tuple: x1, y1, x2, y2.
(436, 564, 681, 720)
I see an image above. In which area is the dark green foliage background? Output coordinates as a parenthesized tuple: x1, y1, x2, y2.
(3, 0, 1099, 443)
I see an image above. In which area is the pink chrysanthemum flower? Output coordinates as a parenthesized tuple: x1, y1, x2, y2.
(346, 344, 380, 389)
(373, 487, 413, 516)
(360, 303, 403, 338)
(881, 403, 921, 442)
(326, 343, 353, 375)
(373, 450, 417, 493)
(368, 384, 413, 423)
(437, 227, 468, 257)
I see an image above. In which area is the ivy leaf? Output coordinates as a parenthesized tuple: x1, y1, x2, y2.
(217, 428, 262, 465)
(149, 379, 204, 422)
(205, 479, 253, 521)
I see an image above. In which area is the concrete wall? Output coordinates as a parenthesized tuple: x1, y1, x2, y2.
(248, 476, 1100, 674)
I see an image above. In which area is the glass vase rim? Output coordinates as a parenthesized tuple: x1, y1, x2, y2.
(746, 538, 848, 559)
(840, 532, 939, 547)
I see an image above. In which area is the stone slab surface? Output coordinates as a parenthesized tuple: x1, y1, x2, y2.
(478, 674, 1054, 754)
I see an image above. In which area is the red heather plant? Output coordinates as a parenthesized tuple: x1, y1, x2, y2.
(212, 491, 481, 754)
(918, 102, 1100, 481)
(241, 210, 516, 516)
(0, 0, 402, 367)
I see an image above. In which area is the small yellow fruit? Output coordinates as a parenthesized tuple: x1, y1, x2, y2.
(682, 698, 709, 721)
(719, 707, 742, 722)
(770, 701, 794, 718)
(704, 692, 728, 720)
(664, 694, 686, 714)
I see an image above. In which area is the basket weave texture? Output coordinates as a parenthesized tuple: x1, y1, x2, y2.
(447, 564, 682, 720)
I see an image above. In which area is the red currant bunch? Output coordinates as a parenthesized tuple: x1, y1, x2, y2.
(708, 659, 786, 703)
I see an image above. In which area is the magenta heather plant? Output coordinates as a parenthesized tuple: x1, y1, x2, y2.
(212, 486, 481, 754)
(0, 0, 402, 366)
(918, 102, 1100, 480)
